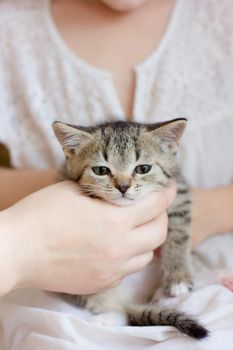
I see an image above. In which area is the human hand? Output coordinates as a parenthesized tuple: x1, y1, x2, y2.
(0, 181, 176, 296)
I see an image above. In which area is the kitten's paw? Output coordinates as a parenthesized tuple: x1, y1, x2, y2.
(92, 312, 127, 327)
(169, 282, 190, 297)
(162, 272, 193, 298)
(151, 281, 192, 301)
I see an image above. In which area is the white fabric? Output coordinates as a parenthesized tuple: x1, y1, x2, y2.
(1, 261, 233, 350)
(0, 0, 233, 349)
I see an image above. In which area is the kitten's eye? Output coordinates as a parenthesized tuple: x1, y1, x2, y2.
(135, 164, 152, 174)
(92, 166, 111, 176)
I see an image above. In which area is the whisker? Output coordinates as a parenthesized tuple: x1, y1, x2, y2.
(79, 185, 121, 199)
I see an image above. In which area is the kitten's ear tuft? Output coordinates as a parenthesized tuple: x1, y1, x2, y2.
(150, 118, 187, 152)
(52, 121, 93, 154)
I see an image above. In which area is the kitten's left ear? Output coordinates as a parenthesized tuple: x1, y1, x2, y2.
(150, 118, 187, 152)
(52, 121, 93, 155)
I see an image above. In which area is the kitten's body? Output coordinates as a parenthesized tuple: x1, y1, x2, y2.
(53, 119, 208, 339)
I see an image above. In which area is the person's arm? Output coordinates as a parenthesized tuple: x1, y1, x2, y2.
(0, 167, 58, 210)
(0, 181, 176, 298)
(191, 184, 233, 247)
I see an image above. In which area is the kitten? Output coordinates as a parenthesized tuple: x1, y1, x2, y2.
(52, 119, 208, 339)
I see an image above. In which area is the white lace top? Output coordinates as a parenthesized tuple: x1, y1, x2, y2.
(0, 0, 233, 189)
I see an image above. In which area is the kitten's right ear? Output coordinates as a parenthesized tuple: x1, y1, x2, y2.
(149, 118, 187, 153)
(52, 121, 93, 155)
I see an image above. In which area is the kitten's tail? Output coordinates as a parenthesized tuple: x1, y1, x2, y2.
(126, 304, 209, 340)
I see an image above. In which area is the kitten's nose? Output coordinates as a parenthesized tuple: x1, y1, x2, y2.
(116, 184, 130, 194)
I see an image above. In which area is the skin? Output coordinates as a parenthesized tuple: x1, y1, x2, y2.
(0, 181, 175, 297)
(191, 186, 233, 246)
(50, 0, 175, 116)
(0, 0, 233, 295)
(0, 167, 57, 210)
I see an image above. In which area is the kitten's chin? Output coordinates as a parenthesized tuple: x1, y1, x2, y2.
(104, 191, 154, 206)
(108, 197, 135, 207)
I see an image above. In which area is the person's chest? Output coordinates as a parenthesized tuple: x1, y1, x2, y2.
(51, 0, 175, 117)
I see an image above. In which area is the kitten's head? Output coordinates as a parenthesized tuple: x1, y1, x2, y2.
(52, 119, 186, 205)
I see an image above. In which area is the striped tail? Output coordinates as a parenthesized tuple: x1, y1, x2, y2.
(127, 304, 209, 340)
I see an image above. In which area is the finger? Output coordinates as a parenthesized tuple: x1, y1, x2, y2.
(165, 182, 177, 205)
(124, 212, 168, 257)
(118, 184, 176, 228)
(121, 251, 154, 277)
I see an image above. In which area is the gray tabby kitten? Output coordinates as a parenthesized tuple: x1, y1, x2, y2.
(52, 118, 208, 340)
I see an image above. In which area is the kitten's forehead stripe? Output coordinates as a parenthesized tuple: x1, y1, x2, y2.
(135, 149, 140, 161)
(102, 133, 110, 161)
(97, 122, 142, 162)
(103, 149, 108, 161)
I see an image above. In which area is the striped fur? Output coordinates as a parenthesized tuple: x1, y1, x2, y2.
(52, 119, 209, 339)
(127, 304, 208, 339)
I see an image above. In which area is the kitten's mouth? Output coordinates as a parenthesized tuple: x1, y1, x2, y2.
(111, 195, 135, 206)
(124, 197, 134, 202)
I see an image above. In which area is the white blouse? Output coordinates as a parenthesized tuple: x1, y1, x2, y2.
(0, 0, 233, 189)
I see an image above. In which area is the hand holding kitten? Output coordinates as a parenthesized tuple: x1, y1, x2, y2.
(0, 180, 176, 297)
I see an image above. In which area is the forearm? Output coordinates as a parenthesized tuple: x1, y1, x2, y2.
(191, 184, 233, 247)
(209, 184, 233, 234)
(0, 167, 58, 210)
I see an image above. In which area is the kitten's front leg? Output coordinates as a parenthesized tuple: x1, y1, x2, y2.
(153, 189, 193, 299)
(159, 226, 193, 297)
